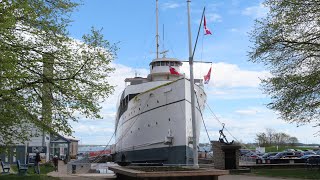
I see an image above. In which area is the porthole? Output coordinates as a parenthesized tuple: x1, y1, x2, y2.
(169, 118, 171, 121)
(156, 122, 158, 125)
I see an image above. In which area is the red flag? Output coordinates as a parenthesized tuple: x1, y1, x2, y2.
(204, 15, 212, 35)
(169, 66, 180, 75)
(204, 67, 212, 84)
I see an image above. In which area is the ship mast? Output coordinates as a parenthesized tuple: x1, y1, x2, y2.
(156, 0, 159, 59)
(187, 0, 199, 168)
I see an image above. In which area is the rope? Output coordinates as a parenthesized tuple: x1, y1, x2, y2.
(195, 91, 211, 142)
(89, 132, 115, 163)
(194, 91, 215, 158)
(74, 95, 151, 172)
(205, 101, 260, 154)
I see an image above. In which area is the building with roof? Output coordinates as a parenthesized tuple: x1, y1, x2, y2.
(0, 133, 79, 164)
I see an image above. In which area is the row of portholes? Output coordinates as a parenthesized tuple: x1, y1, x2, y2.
(129, 118, 171, 134)
(130, 121, 158, 133)
(124, 100, 161, 119)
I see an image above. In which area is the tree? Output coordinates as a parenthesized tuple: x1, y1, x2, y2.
(274, 132, 290, 146)
(266, 128, 275, 145)
(0, 1, 116, 146)
(256, 132, 268, 146)
(255, 129, 299, 146)
(288, 137, 299, 146)
(249, 0, 320, 129)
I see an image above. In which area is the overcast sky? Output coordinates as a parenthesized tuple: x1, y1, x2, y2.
(66, 0, 319, 145)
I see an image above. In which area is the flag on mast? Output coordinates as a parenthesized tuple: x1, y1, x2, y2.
(204, 67, 212, 84)
(204, 15, 212, 35)
(169, 66, 180, 75)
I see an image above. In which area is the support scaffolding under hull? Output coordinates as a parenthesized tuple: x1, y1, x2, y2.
(113, 145, 194, 165)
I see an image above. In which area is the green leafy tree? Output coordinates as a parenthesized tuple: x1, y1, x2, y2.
(249, 0, 320, 129)
(0, 0, 116, 146)
(288, 137, 299, 146)
(256, 129, 299, 147)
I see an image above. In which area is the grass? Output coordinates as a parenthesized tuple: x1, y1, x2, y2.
(265, 146, 313, 152)
(252, 168, 320, 179)
(0, 162, 58, 180)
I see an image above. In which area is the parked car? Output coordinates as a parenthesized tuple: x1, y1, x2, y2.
(291, 151, 303, 157)
(244, 152, 264, 159)
(302, 151, 316, 156)
(240, 149, 252, 156)
(300, 154, 320, 159)
(284, 149, 295, 152)
(260, 152, 278, 159)
(271, 152, 298, 159)
(244, 152, 258, 158)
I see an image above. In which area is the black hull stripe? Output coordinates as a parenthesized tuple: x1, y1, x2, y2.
(114, 145, 194, 165)
(118, 98, 201, 127)
(120, 99, 185, 126)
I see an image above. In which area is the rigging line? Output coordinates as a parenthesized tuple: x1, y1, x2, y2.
(195, 91, 211, 143)
(205, 101, 255, 151)
(75, 130, 115, 168)
(205, 101, 239, 141)
(195, 89, 224, 152)
(195, 92, 232, 159)
(90, 132, 115, 163)
(192, 7, 205, 59)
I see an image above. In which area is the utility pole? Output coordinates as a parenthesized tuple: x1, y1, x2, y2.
(187, 0, 199, 168)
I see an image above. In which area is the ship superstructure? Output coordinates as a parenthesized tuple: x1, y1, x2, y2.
(113, 56, 206, 165)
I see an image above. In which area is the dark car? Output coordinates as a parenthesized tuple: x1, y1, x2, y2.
(260, 152, 278, 159)
(271, 152, 297, 159)
(240, 149, 252, 156)
(293, 151, 304, 157)
(300, 154, 320, 159)
(302, 151, 316, 156)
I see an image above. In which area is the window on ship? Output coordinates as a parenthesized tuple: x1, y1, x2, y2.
(118, 93, 140, 118)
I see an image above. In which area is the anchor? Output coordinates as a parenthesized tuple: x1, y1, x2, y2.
(219, 123, 234, 145)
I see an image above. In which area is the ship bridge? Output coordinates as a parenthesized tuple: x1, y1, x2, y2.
(148, 57, 183, 81)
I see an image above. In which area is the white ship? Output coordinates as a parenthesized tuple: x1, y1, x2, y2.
(112, 0, 207, 165)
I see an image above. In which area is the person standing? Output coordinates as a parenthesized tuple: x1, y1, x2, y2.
(53, 155, 59, 172)
(34, 151, 41, 174)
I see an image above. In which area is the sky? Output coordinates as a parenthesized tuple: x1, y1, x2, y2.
(66, 0, 319, 145)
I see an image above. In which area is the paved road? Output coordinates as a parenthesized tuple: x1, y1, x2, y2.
(48, 161, 305, 180)
(220, 174, 305, 180)
(48, 160, 116, 179)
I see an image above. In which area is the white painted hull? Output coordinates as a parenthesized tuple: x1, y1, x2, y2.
(113, 78, 206, 164)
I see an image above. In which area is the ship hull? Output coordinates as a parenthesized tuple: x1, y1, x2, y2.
(114, 145, 193, 165)
(113, 78, 206, 165)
